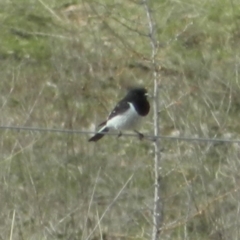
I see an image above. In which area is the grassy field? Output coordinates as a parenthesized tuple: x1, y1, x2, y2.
(1, 0, 240, 239)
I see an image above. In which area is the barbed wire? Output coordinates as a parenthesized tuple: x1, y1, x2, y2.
(0, 125, 240, 144)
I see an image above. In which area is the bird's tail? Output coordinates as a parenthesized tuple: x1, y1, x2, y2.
(88, 126, 109, 142)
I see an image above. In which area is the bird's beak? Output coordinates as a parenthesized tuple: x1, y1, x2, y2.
(145, 92, 152, 98)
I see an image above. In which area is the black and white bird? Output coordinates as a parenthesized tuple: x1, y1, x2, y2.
(88, 87, 150, 142)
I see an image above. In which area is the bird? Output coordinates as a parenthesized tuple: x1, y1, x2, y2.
(88, 87, 150, 142)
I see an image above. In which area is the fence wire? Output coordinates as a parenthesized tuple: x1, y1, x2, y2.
(0, 125, 240, 144)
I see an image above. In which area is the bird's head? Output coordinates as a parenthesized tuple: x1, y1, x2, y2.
(127, 87, 148, 99)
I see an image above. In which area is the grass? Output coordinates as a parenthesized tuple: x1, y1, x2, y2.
(1, 0, 240, 239)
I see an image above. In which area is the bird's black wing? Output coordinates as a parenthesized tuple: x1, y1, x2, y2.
(107, 100, 130, 120)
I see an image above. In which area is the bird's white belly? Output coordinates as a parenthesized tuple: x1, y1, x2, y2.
(106, 103, 141, 130)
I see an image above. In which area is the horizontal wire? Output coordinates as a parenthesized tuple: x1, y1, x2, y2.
(0, 125, 240, 144)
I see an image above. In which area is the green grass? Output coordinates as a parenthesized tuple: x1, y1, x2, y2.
(1, 0, 240, 239)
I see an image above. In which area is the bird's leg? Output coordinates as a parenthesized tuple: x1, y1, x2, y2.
(117, 131, 122, 138)
(134, 130, 144, 140)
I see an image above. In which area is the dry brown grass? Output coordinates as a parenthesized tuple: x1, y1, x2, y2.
(1, 0, 240, 239)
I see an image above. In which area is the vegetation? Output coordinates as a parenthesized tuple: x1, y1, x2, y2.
(1, 0, 240, 239)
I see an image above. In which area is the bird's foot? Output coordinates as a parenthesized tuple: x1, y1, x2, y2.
(134, 130, 144, 140)
(117, 131, 122, 138)
(150, 136, 157, 142)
